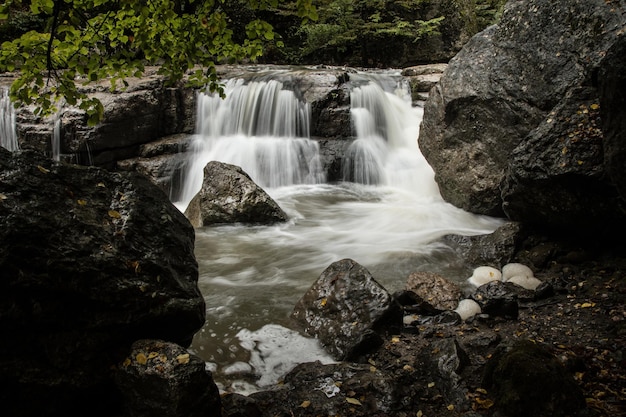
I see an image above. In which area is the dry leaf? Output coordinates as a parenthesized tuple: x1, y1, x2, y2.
(427, 382, 435, 388)
(447, 404, 455, 411)
(300, 400, 311, 408)
(136, 352, 147, 365)
(148, 352, 158, 359)
(346, 397, 362, 406)
(36, 165, 50, 174)
(77, 199, 87, 206)
(176, 353, 190, 364)
(108, 210, 121, 219)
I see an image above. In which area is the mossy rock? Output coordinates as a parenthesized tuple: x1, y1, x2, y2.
(483, 340, 585, 417)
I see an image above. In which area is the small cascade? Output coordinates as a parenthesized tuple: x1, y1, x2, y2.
(52, 109, 62, 161)
(175, 77, 324, 210)
(0, 86, 19, 152)
(343, 74, 439, 196)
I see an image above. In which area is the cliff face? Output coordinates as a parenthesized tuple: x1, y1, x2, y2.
(418, 0, 626, 235)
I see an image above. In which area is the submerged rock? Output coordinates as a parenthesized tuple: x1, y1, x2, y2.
(184, 161, 288, 227)
(0, 148, 204, 417)
(291, 259, 403, 360)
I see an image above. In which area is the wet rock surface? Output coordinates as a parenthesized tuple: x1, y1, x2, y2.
(0, 148, 204, 417)
(419, 0, 626, 231)
(406, 271, 462, 311)
(235, 230, 626, 417)
(115, 339, 221, 417)
(291, 258, 403, 361)
(184, 161, 288, 227)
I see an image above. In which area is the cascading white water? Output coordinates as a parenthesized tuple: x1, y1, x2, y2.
(0, 86, 19, 152)
(343, 75, 438, 195)
(183, 69, 503, 394)
(52, 110, 62, 161)
(174, 78, 324, 211)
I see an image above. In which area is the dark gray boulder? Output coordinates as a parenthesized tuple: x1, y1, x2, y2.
(443, 221, 526, 270)
(419, 0, 626, 229)
(184, 161, 288, 227)
(291, 259, 403, 360)
(0, 148, 204, 417)
(250, 361, 399, 416)
(599, 35, 626, 203)
(115, 339, 221, 417)
(501, 86, 623, 232)
(483, 340, 586, 417)
(471, 281, 519, 319)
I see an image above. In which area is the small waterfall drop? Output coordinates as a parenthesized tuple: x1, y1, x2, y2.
(52, 109, 62, 161)
(343, 74, 438, 196)
(0, 86, 19, 152)
(182, 69, 503, 393)
(175, 78, 324, 211)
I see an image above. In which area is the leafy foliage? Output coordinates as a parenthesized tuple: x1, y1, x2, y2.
(293, 0, 445, 64)
(0, 0, 317, 124)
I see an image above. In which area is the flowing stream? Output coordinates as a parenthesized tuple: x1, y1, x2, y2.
(4, 71, 500, 394)
(174, 69, 503, 393)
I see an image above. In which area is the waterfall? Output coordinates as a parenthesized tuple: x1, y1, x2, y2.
(174, 77, 324, 211)
(52, 110, 62, 161)
(342, 74, 438, 195)
(184, 69, 504, 393)
(0, 86, 19, 152)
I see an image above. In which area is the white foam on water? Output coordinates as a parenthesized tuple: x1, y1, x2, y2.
(236, 324, 335, 389)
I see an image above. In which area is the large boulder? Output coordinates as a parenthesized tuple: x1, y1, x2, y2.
(184, 161, 288, 227)
(599, 35, 626, 202)
(0, 148, 205, 417)
(483, 340, 586, 417)
(290, 259, 403, 360)
(115, 339, 221, 417)
(419, 0, 626, 230)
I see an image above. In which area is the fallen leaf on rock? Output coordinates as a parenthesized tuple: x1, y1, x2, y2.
(346, 397, 362, 406)
(176, 353, 190, 364)
(37, 165, 50, 174)
(108, 210, 121, 219)
(300, 400, 311, 408)
(136, 353, 147, 365)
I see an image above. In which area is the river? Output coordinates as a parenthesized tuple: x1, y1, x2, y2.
(172, 69, 503, 393)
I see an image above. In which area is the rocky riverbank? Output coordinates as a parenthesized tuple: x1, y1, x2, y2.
(216, 225, 625, 417)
